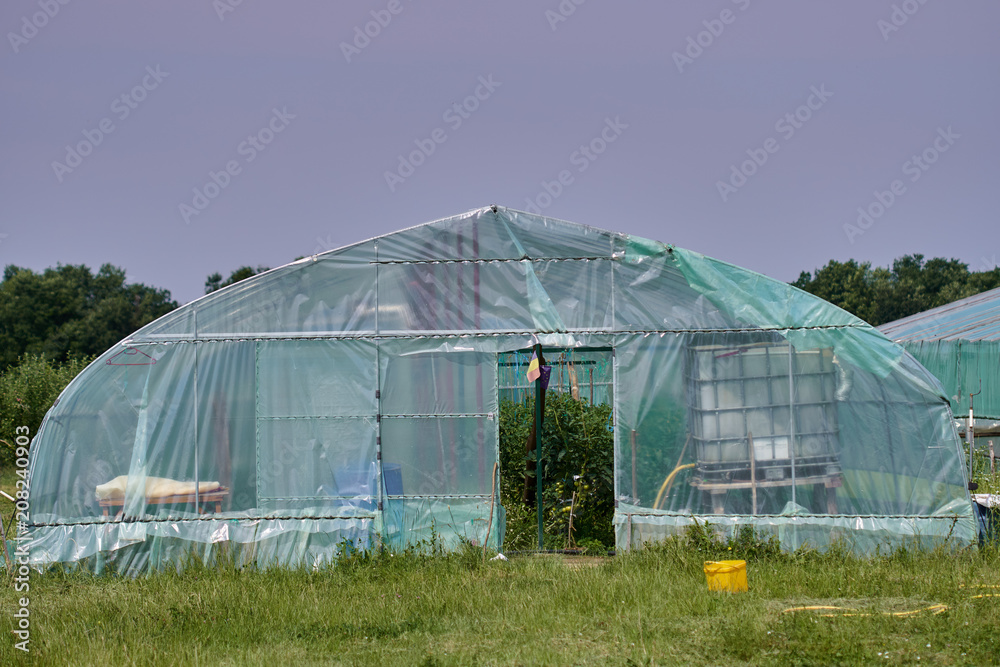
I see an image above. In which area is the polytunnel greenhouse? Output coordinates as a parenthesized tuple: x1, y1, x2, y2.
(23, 206, 977, 573)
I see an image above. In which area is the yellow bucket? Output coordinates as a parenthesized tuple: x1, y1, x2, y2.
(703, 560, 748, 592)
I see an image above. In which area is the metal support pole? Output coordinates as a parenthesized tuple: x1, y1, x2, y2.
(535, 344, 544, 551)
(630, 430, 638, 503)
(968, 400, 975, 487)
(194, 344, 200, 513)
(968, 382, 982, 490)
(788, 344, 796, 506)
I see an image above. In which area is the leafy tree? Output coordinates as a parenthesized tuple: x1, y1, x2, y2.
(0, 264, 177, 371)
(792, 260, 883, 324)
(205, 265, 270, 294)
(792, 255, 1000, 326)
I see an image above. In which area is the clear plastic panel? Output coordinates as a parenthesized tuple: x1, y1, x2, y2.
(833, 365, 969, 516)
(380, 417, 496, 497)
(257, 339, 377, 417)
(22, 516, 381, 575)
(614, 329, 970, 522)
(375, 208, 522, 261)
(193, 341, 257, 512)
(615, 502, 976, 553)
(903, 340, 960, 409)
(613, 255, 736, 331)
(139, 306, 195, 338)
(533, 259, 614, 330)
(109, 344, 200, 521)
(384, 498, 503, 551)
(671, 246, 860, 330)
(376, 258, 612, 334)
(28, 345, 153, 520)
(186, 246, 377, 336)
(256, 417, 377, 511)
(377, 261, 533, 333)
(379, 340, 495, 415)
(502, 208, 617, 259)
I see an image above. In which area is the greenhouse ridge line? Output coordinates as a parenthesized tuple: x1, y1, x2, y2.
(370, 256, 611, 264)
(336, 204, 629, 257)
(125, 323, 877, 345)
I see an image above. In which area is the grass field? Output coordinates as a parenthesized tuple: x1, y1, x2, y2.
(2, 525, 999, 666)
(3, 458, 999, 665)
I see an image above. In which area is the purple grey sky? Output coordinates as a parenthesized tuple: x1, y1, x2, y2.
(2, 0, 997, 306)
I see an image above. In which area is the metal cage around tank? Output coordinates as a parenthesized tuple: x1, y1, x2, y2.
(684, 336, 843, 514)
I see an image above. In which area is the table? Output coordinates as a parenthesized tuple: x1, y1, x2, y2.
(98, 488, 230, 518)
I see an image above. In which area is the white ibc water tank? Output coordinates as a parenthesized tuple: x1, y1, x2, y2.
(686, 341, 840, 482)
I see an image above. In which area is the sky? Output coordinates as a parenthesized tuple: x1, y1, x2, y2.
(1, 0, 997, 306)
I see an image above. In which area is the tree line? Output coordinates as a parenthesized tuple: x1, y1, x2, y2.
(792, 254, 1000, 327)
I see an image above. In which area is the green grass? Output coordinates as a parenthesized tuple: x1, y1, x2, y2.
(2, 531, 999, 666)
(2, 450, 998, 665)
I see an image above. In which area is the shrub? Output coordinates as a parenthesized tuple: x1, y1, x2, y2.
(0, 354, 91, 465)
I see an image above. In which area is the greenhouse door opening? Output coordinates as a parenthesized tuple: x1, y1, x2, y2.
(498, 348, 616, 551)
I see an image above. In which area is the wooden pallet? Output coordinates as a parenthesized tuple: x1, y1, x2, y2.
(691, 475, 841, 515)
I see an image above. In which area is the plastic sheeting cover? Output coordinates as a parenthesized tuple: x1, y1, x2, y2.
(22, 206, 976, 574)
